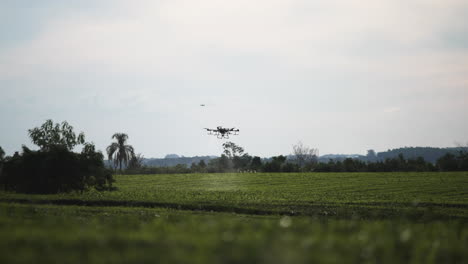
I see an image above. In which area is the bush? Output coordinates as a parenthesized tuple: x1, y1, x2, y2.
(0, 145, 114, 194)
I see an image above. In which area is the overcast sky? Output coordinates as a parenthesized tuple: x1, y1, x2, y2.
(1, 0, 467, 157)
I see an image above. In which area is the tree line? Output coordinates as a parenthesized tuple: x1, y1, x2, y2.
(124, 142, 468, 174)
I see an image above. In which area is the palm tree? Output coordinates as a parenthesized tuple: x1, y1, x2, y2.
(106, 133, 134, 172)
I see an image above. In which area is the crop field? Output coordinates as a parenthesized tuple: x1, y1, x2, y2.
(1, 172, 467, 263)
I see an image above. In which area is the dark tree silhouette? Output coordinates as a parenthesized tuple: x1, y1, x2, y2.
(106, 133, 135, 172)
(437, 153, 459, 171)
(0, 146, 5, 175)
(0, 120, 114, 193)
(0, 146, 5, 162)
(250, 156, 262, 171)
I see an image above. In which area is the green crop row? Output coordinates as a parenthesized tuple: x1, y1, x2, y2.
(1, 202, 467, 264)
(1, 172, 467, 219)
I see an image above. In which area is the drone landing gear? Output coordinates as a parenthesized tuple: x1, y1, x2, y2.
(216, 134, 229, 139)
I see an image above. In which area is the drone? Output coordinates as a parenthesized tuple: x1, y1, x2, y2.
(204, 126, 239, 139)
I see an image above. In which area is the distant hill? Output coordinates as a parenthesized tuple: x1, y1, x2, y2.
(317, 147, 466, 164)
(164, 154, 181, 159)
(143, 156, 216, 167)
(318, 154, 364, 162)
(374, 147, 467, 163)
(105, 155, 217, 168)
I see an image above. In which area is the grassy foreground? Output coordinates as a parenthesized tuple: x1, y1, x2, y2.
(1, 172, 467, 263)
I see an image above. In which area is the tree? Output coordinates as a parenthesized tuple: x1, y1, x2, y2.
(264, 155, 287, 172)
(250, 156, 262, 171)
(198, 159, 206, 169)
(28, 119, 85, 151)
(292, 141, 318, 170)
(207, 155, 231, 173)
(0, 146, 4, 162)
(190, 162, 199, 172)
(218, 154, 231, 172)
(0, 121, 114, 194)
(197, 160, 207, 172)
(437, 153, 459, 171)
(0, 146, 5, 176)
(222, 142, 244, 159)
(106, 133, 135, 172)
(458, 151, 468, 171)
(127, 153, 144, 171)
(221, 142, 254, 171)
(80, 143, 115, 191)
(233, 154, 252, 171)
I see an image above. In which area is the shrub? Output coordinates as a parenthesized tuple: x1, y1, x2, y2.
(0, 145, 114, 194)
(0, 120, 115, 194)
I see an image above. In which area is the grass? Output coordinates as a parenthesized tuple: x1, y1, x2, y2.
(1, 172, 467, 263)
(2, 172, 467, 218)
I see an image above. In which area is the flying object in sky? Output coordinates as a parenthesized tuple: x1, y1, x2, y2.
(200, 104, 205, 107)
(204, 126, 239, 139)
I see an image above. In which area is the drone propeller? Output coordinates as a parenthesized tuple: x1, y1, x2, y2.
(204, 128, 213, 135)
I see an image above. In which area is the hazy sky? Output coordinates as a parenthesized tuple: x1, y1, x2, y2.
(1, 0, 467, 157)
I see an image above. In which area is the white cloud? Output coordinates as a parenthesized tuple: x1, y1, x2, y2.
(1, 0, 467, 156)
(2, 0, 468, 80)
